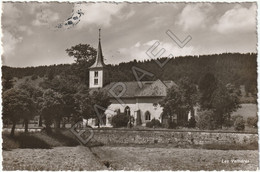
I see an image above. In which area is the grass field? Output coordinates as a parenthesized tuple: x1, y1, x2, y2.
(2, 146, 106, 171)
(91, 146, 259, 171)
(231, 104, 257, 118)
(2, 145, 258, 171)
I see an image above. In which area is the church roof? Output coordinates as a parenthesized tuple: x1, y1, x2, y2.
(101, 79, 177, 98)
(89, 29, 105, 69)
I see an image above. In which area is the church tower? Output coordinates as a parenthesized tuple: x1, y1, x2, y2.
(89, 29, 105, 88)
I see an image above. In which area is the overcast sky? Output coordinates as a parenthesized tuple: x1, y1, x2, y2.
(2, 2, 257, 67)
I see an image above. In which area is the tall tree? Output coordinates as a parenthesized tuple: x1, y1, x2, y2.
(178, 77, 198, 118)
(66, 44, 97, 64)
(160, 85, 188, 125)
(74, 87, 92, 122)
(16, 82, 42, 132)
(198, 73, 241, 129)
(211, 83, 241, 128)
(3, 88, 35, 136)
(90, 90, 111, 127)
(40, 89, 64, 133)
(2, 74, 14, 91)
(198, 73, 218, 109)
(66, 44, 97, 83)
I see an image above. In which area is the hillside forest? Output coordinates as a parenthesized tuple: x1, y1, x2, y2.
(2, 52, 257, 101)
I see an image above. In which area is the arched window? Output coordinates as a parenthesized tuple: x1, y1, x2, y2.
(124, 106, 130, 116)
(145, 111, 151, 121)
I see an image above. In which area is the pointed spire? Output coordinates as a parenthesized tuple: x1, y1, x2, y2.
(99, 28, 101, 41)
(90, 29, 105, 69)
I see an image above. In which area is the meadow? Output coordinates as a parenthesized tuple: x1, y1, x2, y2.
(231, 103, 257, 118)
(3, 144, 258, 171)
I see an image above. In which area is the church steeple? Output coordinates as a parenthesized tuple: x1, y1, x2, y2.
(89, 29, 105, 88)
(90, 28, 105, 69)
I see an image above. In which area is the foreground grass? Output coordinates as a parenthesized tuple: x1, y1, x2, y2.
(3, 146, 107, 171)
(91, 146, 259, 171)
(3, 145, 258, 171)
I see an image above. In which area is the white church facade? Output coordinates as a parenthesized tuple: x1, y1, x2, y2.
(88, 29, 191, 127)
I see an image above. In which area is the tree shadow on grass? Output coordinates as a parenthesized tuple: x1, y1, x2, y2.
(47, 129, 80, 146)
(13, 133, 52, 149)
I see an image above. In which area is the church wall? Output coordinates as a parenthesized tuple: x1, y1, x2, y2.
(105, 97, 164, 126)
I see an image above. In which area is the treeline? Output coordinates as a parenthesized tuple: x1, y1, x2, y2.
(2, 53, 257, 95)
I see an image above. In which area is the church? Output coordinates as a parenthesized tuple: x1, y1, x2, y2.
(88, 29, 190, 127)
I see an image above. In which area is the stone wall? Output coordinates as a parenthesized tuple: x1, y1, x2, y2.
(92, 129, 258, 146)
(3, 128, 42, 133)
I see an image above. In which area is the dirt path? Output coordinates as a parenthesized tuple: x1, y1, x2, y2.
(2, 146, 107, 171)
(91, 146, 259, 171)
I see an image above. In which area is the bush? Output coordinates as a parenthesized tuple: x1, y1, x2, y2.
(177, 119, 188, 127)
(31, 75, 38, 80)
(234, 116, 245, 131)
(168, 120, 177, 129)
(146, 118, 161, 128)
(247, 116, 258, 128)
(196, 109, 217, 130)
(231, 115, 243, 123)
(111, 114, 129, 128)
(188, 116, 196, 128)
(146, 121, 152, 128)
(222, 117, 233, 128)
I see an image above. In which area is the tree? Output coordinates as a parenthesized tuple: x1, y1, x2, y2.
(16, 82, 43, 132)
(89, 90, 111, 127)
(74, 87, 92, 123)
(66, 44, 97, 83)
(2, 74, 14, 91)
(199, 73, 241, 129)
(160, 85, 188, 126)
(66, 44, 97, 64)
(3, 88, 35, 136)
(40, 75, 82, 127)
(178, 77, 198, 118)
(198, 73, 218, 109)
(160, 78, 198, 127)
(40, 89, 64, 133)
(211, 83, 241, 128)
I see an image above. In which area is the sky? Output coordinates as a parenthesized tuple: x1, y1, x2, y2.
(1, 2, 257, 67)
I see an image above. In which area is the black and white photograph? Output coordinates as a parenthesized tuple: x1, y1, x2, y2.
(1, 1, 259, 171)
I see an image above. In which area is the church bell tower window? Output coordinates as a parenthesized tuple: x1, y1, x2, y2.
(94, 71, 98, 77)
(94, 79, 98, 85)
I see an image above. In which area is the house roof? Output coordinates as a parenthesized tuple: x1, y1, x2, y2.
(99, 79, 177, 98)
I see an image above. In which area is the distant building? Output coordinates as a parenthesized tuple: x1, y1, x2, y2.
(88, 29, 191, 127)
